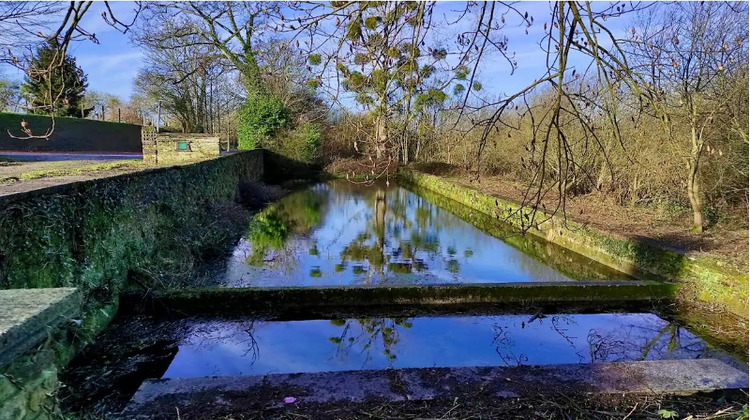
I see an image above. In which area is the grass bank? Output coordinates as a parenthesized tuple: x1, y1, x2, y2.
(0, 159, 146, 185)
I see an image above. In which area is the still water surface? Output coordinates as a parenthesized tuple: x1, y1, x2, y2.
(220, 181, 629, 287)
(162, 313, 713, 377)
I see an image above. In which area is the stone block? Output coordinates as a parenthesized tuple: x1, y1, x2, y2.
(0, 288, 81, 370)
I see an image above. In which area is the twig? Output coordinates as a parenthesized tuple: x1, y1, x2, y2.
(622, 402, 638, 419)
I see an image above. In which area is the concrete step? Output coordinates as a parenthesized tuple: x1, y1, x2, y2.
(119, 359, 749, 419)
(0, 288, 80, 369)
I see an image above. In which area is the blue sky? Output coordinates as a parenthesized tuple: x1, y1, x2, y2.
(2, 2, 143, 100)
(3, 1, 632, 104)
(65, 2, 144, 99)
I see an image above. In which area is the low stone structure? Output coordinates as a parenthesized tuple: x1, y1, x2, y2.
(398, 170, 749, 318)
(141, 126, 221, 164)
(120, 281, 678, 317)
(0, 288, 82, 420)
(120, 359, 749, 418)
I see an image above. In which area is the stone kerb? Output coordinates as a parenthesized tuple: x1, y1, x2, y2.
(0, 288, 82, 420)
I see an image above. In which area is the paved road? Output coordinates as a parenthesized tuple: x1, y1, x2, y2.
(0, 151, 142, 161)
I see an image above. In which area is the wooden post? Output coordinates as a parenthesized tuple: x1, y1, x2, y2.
(157, 100, 162, 133)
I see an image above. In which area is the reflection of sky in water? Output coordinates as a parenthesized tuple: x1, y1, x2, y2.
(162, 313, 713, 378)
(221, 182, 580, 287)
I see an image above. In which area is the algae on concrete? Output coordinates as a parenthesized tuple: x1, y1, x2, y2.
(125, 281, 679, 317)
(0, 288, 80, 369)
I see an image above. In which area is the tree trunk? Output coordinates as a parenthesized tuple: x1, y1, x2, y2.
(687, 158, 704, 233)
(374, 189, 386, 273)
(402, 132, 409, 165)
(374, 115, 387, 159)
(687, 118, 704, 233)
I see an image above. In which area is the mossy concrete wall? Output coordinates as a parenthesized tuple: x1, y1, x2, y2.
(0, 151, 269, 419)
(0, 150, 264, 302)
(398, 170, 748, 318)
(122, 281, 678, 318)
(0, 292, 116, 420)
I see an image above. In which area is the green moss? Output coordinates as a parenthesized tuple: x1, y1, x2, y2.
(0, 299, 119, 420)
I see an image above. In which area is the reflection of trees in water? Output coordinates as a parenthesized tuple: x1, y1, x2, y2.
(338, 188, 388, 281)
(491, 324, 530, 366)
(337, 185, 482, 281)
(586, 320, 705, 362)
(328, 317, 413, 368)
(241, 182, 595, 283)
(245, 187, 329, 271)
(188, 320, 260, 364)
(491, 315, 707, 366)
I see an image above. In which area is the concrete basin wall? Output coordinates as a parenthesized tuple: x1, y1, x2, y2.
(398, 170, 748, 318)
(0, 151, 272, 419)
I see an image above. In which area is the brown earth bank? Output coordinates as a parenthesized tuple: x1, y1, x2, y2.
(406, 162, 748, 270)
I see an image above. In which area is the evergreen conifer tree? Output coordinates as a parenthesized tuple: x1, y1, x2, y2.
(21, 39, 89, 117)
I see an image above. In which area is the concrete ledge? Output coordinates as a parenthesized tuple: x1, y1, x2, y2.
(120, 359, 749, 419)
(0, 288, 81, 369)
(120, 281, 678, 317)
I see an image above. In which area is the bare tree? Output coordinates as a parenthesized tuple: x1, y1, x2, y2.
(629, 2, 748, 232)
(280, 1, 532, 177)
(132, 19, 232, 133)
(137, 2, 277, 95)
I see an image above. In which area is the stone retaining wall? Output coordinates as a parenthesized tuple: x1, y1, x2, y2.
(0, 152, 268, 419)
(141, 127, 221, 164)
(0, 150, 264, 297)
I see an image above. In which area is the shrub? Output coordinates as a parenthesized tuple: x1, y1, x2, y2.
(237, 93, 290, 149)
(271, 122, 323, 164)
(297, 122, 323, 163)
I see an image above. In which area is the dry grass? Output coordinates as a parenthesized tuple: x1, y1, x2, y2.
(0, 159, 147, 184)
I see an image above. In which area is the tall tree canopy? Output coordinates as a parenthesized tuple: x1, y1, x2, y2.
(21, 38, 88, 117)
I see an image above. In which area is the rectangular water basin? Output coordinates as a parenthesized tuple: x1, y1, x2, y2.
(162, 312, 723, 378)
(219, 181, 631, 288)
